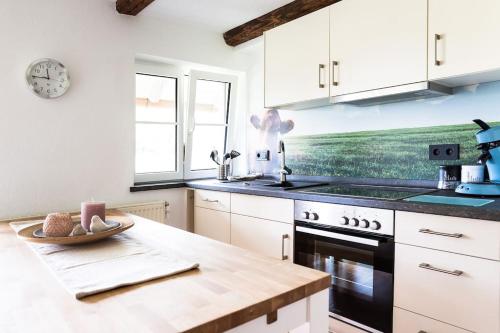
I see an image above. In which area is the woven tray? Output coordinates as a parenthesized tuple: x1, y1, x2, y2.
(16, 213, 134, 245)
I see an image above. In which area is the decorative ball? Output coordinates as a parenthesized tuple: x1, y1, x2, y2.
(43, 213, 74, 237)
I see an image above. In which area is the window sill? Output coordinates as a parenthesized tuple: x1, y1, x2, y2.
(130, 181, 186, 192)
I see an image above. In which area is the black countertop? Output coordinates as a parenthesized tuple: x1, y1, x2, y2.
(186, 179, 500, 222)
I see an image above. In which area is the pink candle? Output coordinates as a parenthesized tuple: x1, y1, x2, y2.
(81, 201, 105, 231)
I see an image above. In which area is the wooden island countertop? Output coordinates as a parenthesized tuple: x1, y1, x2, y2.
(0, 212, 330, 333)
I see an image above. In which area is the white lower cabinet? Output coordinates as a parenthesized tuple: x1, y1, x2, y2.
(231, 214, 293, 262)
(193, 190, 295, 262)
(393, 307, 470, 333)
(194, 207, 230, 244)
(394, 243, 499, 333)
(226, 290, 328, 333)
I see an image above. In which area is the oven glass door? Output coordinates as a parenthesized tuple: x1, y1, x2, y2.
(294, 223, 394, 333)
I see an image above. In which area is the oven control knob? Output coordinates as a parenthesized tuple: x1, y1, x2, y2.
(359, 219, 370, 228)
(370, 220, 381, 230)
(310, 212, 319, 221)
(339, 216, 349, 225)
(349, 218, 359, 227)
(301, 212, 310, 219)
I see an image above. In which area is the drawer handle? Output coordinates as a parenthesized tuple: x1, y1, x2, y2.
(281, 234, 289, 260)
(202, 198, 219, 203)
(418, 331, 427, 333)
(419, 263, 463, 276)
(419, 228, 463, 238)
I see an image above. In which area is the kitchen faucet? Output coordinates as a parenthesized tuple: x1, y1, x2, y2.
(278, 140, 292, 184)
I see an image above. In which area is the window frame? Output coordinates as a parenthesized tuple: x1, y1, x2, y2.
(184, 70, 238, 180)
(134, 62, 185, 183)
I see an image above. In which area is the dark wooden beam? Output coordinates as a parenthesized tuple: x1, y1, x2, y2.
(116, 0, 156, 16)
(223, 0, 340, 47)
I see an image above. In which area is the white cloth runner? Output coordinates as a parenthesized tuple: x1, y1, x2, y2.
(10, 221, 199, 300)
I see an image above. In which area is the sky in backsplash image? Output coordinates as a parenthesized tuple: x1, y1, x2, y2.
(249, 81, 500, 180)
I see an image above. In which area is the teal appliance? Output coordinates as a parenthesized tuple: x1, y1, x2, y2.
(455, 119, 500, 196)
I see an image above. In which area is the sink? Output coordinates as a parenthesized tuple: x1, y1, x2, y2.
(241, 179, 324, 190)
(263, 181, 296, 188)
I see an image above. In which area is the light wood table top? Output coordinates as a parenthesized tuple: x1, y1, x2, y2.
(0, 211, 330, 333)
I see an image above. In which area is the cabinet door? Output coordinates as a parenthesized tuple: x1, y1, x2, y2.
(429, 0, 500, 83)
(231, 214, 293, 262)
(394, 244, 500, 333)
(393, 307, 470, 333)
(330, 0, 427, 96)
(194, 207, 230, 243)
(264, 7, 330, 108)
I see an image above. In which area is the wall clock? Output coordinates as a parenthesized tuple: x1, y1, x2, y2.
(26, 58, 70, 99)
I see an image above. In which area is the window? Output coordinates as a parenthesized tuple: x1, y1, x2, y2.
(134, 64, 237, 183)
(134, 64, 184, 183)
(184, 71, 237, 179)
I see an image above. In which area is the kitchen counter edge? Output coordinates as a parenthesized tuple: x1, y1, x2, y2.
(186, 180, 500, 222)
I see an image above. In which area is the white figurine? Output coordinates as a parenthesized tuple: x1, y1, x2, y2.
(90, 215, 113, 233)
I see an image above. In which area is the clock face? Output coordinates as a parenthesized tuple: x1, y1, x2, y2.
(26, 58, 70, 99)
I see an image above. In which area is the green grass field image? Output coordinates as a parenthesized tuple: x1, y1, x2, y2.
(284, 122, 500, 180)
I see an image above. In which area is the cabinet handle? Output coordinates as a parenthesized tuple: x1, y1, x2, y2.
(434, 34, 442, 66)
(332, 61, 339, 86)
(419, 263, 463, 276)
(281, 234, 289, 260)
(202, 198, 219, 203)
(318, 64, 325, 88)
(419, 228, 463, 238)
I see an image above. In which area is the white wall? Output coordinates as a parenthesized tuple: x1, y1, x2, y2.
(0, 0, 252, 226)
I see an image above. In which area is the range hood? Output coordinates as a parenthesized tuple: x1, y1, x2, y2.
(331, 82, 453, 107)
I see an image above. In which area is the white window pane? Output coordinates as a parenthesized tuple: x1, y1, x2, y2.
(194, 79, 230, 124)
(136, 74, 176, 123)
(135, 124, 176, 174)
(190, 125, 226, 171)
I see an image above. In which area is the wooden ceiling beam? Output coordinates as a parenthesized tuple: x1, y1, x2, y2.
(223, 0, 340, 47)
(116, 0, 156, 16)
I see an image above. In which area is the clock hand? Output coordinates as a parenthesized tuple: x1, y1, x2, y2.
(32, 75, 48, 80)
(46, 68, 50, 79)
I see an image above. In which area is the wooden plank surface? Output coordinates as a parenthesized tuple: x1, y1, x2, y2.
(0, 211, 330, 333)
(223, 0, 340, 46)
(116, 0, 156, 16)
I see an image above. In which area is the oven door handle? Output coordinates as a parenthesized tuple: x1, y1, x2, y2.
(296, 226, 379, 247)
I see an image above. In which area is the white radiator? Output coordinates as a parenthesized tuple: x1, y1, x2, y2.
(114, 201, 168, 224)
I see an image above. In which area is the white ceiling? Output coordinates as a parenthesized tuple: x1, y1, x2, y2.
(139, 0, 294, 32)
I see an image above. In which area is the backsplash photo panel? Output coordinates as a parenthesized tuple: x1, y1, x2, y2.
(249, 81, 500, 181)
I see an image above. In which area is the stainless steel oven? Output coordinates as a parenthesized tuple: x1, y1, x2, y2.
(294, 201, 394, 333)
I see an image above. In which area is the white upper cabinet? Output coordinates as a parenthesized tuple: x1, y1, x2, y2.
(428, 0, 500, 85)
(264, 7, 330, 109)
(330, 0, 428, 97)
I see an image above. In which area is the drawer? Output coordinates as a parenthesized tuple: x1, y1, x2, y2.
(231, 193, 293, 223)
(395, 211, 500, 260)
(393, 307, 470, 333)
(394, 243, 500, 333)
(194, 207, 230, 243)
(329, 318, 366, 333)
(194, 190, 230, 212)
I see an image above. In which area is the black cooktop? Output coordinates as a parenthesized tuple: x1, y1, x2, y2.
(298, 184, 436, 201)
